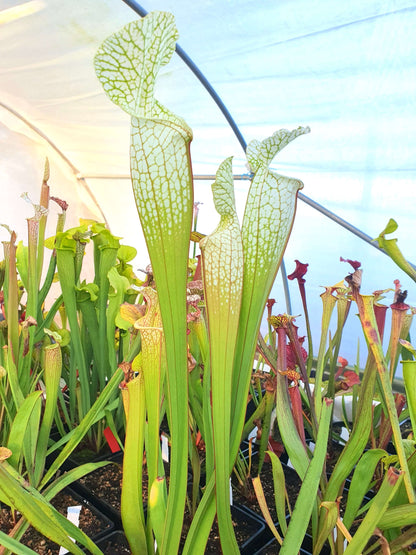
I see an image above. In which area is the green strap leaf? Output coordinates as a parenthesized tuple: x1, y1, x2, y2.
(43, 461, 111, 501)
(0, 530, 38, 554)
(281, 398, 333, 555)
(7, 391, 42, 469)
(121, 374, 147, 555)
(343, 448, 387, 529)
(402, 360, 416, 440)
(40, 367, 123, 488)
(268, 450, 289, 535)
(0, 460, 102, 555)
(377, 503, 416, 529)
(344, 467, 403, 555)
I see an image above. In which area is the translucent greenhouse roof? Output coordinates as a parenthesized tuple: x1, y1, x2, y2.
(1, 0, 416, 371)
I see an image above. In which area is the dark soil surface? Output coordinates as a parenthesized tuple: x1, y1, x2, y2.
(231, 455, 302, 524)
(179, 504, 263, 554)
(94, 506, 264, 555)
(0, 489, 112, 554)
(96, 531, 131, 554)
(77, 459, 123, 514)
(73, 456, 171, 524)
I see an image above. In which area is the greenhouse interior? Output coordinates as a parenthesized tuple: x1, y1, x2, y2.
(1, 1, 416, 554)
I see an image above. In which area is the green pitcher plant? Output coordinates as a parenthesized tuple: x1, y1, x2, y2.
(95, 12, 193, 553)
(0, 170, 144, 552)
(95, 10, 309, 554)
(44, 218, 141, 454)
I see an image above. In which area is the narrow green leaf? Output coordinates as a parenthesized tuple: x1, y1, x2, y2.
(268, 450, 289, 534)
(377, 503, 416, 529)
(149, 476, 168, 551)
(313, 501, 339, 555)
(402, 360, 416, 440)
(7, 391, 42, 470)
(0, 460, 102, 555)
(43, 461, 111, 501)
(344, 467, 403, 555)
(23, 392, 41, 484)
(281, 398, 333, 555)
(324, 353, 378, 503)
(343, 449, 387, 529)
(40, 367, 123, 488)
(0, 530, 38, 554)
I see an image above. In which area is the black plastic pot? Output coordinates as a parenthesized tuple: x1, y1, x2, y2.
(253, 533, 321, 555)
(69, 452, 123, 528)
(94, 530, 130, 554)
(87, 504, 264, 554)
(70, 454, 193, 530)
(234, 504, 267, 555)
(64, 487, 115, 543)
(0, 487, 114, 553)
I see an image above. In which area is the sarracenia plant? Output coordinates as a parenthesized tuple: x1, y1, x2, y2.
(0, 284, 142, 553)
(252, 262, 416, 553)
(95, 10, 309, 554)
(1, 162, 55, 443)
(0, 173, 140, 553)
(44, 218, 141, 454)
(95, 12, 192, 554)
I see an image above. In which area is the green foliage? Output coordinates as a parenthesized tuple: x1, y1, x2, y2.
(95, 10, 308, 555)
(4, 7, 416, 555)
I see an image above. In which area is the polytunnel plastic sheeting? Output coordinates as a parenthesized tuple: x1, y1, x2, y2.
(1, 0, 415, 372)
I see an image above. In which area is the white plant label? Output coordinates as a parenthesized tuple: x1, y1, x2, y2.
(161, 433, 169, 462)
(58, 505, 82, 555)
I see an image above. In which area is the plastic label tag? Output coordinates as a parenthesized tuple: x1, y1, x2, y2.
(104, 426, 121, 453)
(248, 426, 258, 443)
(161, 434, 169, 463)
(58, 505, 82, 554)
